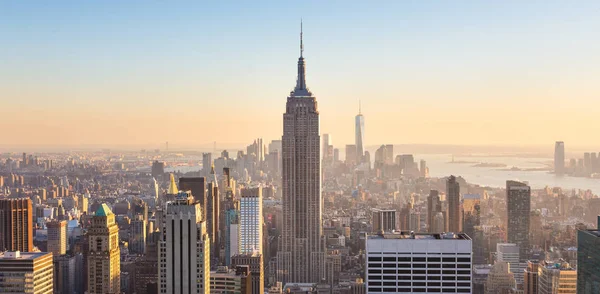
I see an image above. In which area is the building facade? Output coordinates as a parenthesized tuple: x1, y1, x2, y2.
(0, 251, 54, 294)
(538, 260, 576, 294)
(577, 218, 600, 294)
(365, 232, 472, 294)
(355, 106, 365, 164)
(159, 191, 210, 294)
(87, 204, 121, 294)
(277, 23, 326, 284)
(506, 180, 531, 261)
(47, 220, 67, 256)
(446, 176, 461, 233)
(0, 198, 33, 252)
(240, 186, 263, 254)
(554, 141, 565, 175)
(371, 209, 397, 233)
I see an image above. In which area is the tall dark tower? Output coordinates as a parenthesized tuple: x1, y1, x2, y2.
(276, 21, 325, 284)
(507, 180, 531, 261)
(0, 198, 33, 252)
(446, 175, 462, 233)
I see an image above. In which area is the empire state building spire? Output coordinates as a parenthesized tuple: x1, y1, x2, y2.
(293, 20, 310, 96)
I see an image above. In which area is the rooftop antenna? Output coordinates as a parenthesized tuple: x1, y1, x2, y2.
(300, 19, 304, 57)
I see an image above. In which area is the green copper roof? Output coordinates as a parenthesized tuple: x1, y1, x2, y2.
(95, 203, 113, 216)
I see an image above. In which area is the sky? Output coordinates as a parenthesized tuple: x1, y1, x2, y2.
(1, 1, 600, 151)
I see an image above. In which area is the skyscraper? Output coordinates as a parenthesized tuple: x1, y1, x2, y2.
(179, 176, 207, 219)
(240, 186, 263, 254)
(202, 152, 212, 175)
(524, 260, 539, 294)
(371, 209, 396, 233)
(277, 22, 325, 284)
(555, 141, 565, 175)
(365, 232, 472, 294)
(506, 180, 531, 261)
(322, 134, 331, 161)
(577, 217, 600, 294)
(446, 175, 462, 233)
(87, 204, 120, 294)
(427, 190, 443, 233)
(537, 260, 577, 294)
(355, 101, 365, 164)
(0, 198, 33, 252)
(159, 191, 210, 294)
(0, 251, 54, 294)
(47, 220, 67, 256)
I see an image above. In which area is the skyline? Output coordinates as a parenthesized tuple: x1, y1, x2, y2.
(2, 2, 600, 149)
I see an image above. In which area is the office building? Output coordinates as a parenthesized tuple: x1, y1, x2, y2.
(47, 220, 67, 256)
(485, 261, 515, 294)
(346, 145, 357, 166)
(277, 23, 326, 284)
(496, 243, 526, 285)
(554, 141, 565, 175)
(365, 232, 472, 294)
(322, 134, 332, 160)
(538, 260, 576, 294)
(0, 198, 33, 252)
(523, 260, 539, 294)
(427, 190, 443, 233)
(506, 180, 531, 261)
(87, 204, 121, 294)
(207, 165, 220, 258)
(577, 217, 600, 294)
(232, 253, 264, 294)
(179, 176, 207, 219)
(240, 186, 263, 254)
(0, 251, 54, 294)
(129, 215, 147, 254)
(202, 152, 212, 174)
(462, 194, 481, 239)
(159, 191, 210, 294)
(446, 175, 462, 233)
(54, 254, 76, 294)
(355, 102, 365, 164)
(152, 161, 165, 178)
(371, 209, 396, 233)
(210, 265, 251, 294)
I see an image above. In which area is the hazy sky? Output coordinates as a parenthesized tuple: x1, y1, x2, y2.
(2, 1, 600, 150)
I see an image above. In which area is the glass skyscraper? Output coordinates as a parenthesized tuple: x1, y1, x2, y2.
(577, 217, 600, 294)
(355, 104, 365, 164)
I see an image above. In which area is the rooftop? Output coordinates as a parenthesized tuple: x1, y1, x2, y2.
(368, 231, 471, 240)
(95, 203, 113, 216)
(0, 251, 51, 260)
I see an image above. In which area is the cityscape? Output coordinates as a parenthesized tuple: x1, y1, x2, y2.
(1, 2, 600, 294)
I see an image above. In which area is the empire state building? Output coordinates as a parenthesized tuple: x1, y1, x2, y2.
(276, 23, 325, 284)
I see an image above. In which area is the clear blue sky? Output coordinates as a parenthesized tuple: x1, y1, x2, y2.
(1, 1, 600, 149)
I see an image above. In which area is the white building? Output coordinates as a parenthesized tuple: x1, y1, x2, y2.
(366, 232, 472, 294)
(496, 243, 526, 286)
(47, 220, 67, 256)
(159, 191, 210, 294)
(240, 186, 263, 254)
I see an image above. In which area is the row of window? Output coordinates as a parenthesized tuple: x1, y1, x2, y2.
(369, 282, 471, 287)
(368, 288, 470, 293)
(368, 271, 471, 278)
(369, 272, 471, 279)
(368, 257, 471, 262)
(368, 263, 472, 269)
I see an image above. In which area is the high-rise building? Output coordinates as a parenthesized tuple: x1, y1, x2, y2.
(365, 232, 472, 294)
(232, 253, 264, 294)
(355, 102, 365, 164)
(159, 191, 210, 294)
(577, 217, 600, 294)
(485, 261, 516, 294)
(209, 266, 251, 294)
(240, 186, 263, 254)
(179, 177, 207, 219)
(0, 251, 54, 294)
(47, 220, 67, 256)
(346, 144, 357, 166)
(207, 165, 220, 258)
(0, 198, 33, 252)
(496, 243, 526, 285)
(277, 23, 326, 284)
(427, 190, 443, 233)
(371, 209, 396, 233)
(322, 134, 332, 161)
(54, 254, 76, 294)
(554, 141, 565, 175)
(506, 180, 531, 261)
(87, 204, 120, 294)
(524, 260, 539, 294)
(151, 160, 165, 178)
(202, 152, 212, 175)
(129, 215, 147, 254)
(446, 175, 462, 233)
(538, 260, 577, 294)
(462, 194, 481, 239)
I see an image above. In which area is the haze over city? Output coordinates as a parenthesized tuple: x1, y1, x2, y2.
(2, 1, 600, 150)
(2, 2, 600, 294)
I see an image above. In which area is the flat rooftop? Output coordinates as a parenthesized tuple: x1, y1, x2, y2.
(0, 251, 50, 260)
(368, 231, 471, 240)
